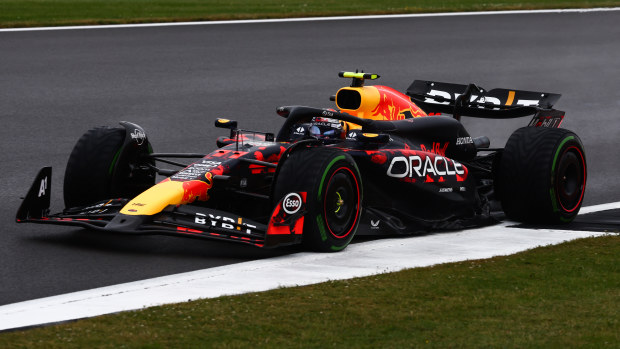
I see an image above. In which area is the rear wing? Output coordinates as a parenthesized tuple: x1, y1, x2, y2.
(406, 80, 564, 125)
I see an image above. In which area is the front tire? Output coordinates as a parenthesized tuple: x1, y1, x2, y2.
(273, 147, 363, 252)
(496, 127, 587, 224)
(64, 126, 155, 208)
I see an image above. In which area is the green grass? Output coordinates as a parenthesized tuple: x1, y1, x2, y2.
(1, 235, 618, 348)
(1, 0, 619, 28)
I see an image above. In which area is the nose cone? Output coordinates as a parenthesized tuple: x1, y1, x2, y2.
(119, 180, 199, 216)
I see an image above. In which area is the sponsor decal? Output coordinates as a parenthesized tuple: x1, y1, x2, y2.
(181, 172, 214, 203)
(420, 142, 449, 156)
(195, 212, 256, 234)
(79, 200, 115, 215)
(439, 186, 467, 193)
(172, 160, 222, 181)
(199, 160, 222, 167)
(321, 110, 336, 118)
(243, 140, 277, 147)
(267, 192, 307, 236)
(38, 177, 48, 197)
(372, 86, 427, 120)
(294, 126, 306, 135)
(424, 89, 540, 107)
(130, 129, 146, 145)
(370, 219, 380, 229)
(528, 115, 563, 128)
(282, 193, 302, 214)
(313, 121, 340, 128)
(83, 202, 108, 210)
(456, 137, 473, 145)
(386, 154, 466, 182)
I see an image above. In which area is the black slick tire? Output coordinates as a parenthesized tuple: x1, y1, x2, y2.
(496, 126, 586, 224)
(273, 147, 363, 252)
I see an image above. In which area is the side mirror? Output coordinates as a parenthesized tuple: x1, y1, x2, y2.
(215, 118, 238, 129)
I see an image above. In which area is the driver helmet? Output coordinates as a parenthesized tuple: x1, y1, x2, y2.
(308, 117, 345, 139)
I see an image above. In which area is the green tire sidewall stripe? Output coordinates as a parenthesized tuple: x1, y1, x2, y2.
(316, 215, 327, 242)
(315, 155, 345, 243)
(330, 242, 348, 252)
(314, 154, 361, 250)
(109, 148, 123, 176)
(549, 135, 575, 213)
(317, 155, 345, 201)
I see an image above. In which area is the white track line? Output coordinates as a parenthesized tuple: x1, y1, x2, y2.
(576, 201, 620, 214)
(0, 202, 616, 331)
(1, 8, 619, 33)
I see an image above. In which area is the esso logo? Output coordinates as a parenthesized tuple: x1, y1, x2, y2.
(282, 193, 302, 214)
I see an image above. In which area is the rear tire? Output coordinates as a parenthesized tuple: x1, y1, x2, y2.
(64, 126, 155, 208)
(273, 147, 362, 252)
(496, 127, 586, 224)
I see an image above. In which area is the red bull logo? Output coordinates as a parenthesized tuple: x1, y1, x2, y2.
(181, 172, 214, 203)
(372, 86, 427, 120)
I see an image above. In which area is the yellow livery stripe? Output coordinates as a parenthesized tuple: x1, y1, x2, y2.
(120, 181, 185, 216)
(506, 90, 516, 106)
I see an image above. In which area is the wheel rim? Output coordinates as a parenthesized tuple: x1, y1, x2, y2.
(555, 146, 586, 213)
(324, 168, 360, 239)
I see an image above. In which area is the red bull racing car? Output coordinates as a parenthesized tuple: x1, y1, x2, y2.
(16, 72, 587, 252)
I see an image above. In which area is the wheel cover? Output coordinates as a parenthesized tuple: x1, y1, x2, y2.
(323, 167, 360, 239)
(555, 146, 586, 213)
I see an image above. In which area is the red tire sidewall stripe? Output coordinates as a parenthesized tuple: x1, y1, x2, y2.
(558, 145, 586, 213)
(323, 166, 360, 239)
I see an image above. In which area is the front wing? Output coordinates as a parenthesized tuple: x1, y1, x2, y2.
(16, 167, 306, 248)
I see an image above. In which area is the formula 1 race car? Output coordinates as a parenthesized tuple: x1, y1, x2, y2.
(16, 72, 587, 252)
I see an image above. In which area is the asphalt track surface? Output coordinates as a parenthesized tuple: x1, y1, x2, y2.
(1, 10, 619, 306)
